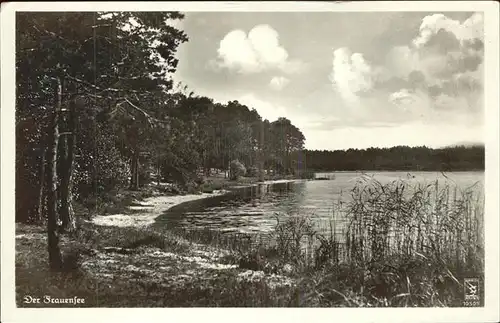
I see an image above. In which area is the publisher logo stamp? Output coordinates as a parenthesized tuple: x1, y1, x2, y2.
(463, 278, 480, 306)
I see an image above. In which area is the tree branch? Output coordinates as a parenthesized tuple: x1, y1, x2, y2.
(65, 75, 145, 95)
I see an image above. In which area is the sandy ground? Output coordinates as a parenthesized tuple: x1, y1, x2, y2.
(80, 245, 294, 292)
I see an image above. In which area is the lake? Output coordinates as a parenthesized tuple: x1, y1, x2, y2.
(155, 171, 484, 237)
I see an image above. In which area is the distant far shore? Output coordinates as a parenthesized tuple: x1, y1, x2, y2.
(312, 169, 485, 173)
(300, 145, 484, 172)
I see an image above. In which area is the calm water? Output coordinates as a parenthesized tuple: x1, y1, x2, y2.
(155, 171, 484, 235)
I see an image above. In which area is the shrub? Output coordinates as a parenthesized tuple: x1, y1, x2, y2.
(74, 125, 130, 200)
(200, 180, 226, 193)
(229, 160, 246, 180)
(185, 181, 200, 194)
(298, 170, 315, 180)
(246, 166, 259, 177)
(138, 165, 153, 185)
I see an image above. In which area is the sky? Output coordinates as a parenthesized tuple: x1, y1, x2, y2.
(171, 11, 484, 151)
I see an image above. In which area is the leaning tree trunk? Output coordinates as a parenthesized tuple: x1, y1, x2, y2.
(59, 96, 76, 233)
(47, 78, 63, 271)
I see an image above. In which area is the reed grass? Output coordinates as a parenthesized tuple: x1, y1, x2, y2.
(299, 176, 485, 306)
(343, 176, 484, 272)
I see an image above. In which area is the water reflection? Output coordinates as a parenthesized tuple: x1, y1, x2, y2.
(154, 171, 484, 236)
(155, 182, 308, 234)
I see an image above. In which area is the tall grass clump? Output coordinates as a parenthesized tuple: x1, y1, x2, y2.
(345, 176, 484, 271)
(310, 175, 485, 307)
(272, 214, 317, 268)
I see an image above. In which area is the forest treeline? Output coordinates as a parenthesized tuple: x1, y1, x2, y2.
(303, 145, 485, 172)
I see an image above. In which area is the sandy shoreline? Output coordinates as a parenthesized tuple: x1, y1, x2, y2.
(90, 190, 228, 228)
(91, 179, 300, 228)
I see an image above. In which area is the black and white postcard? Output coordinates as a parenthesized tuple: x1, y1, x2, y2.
(1, 2, 499, 323)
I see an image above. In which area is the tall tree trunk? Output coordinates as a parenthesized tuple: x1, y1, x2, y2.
(157, 157, 161, 186)
(203, 150, 210, 177)
(135, 153, 140, 188)
(59, 96, 76, 233)
(130, 154, 136, 189)
(130, 150, 139, 190)
(47, 78, 63, 271)
(37, 144, 47, 223)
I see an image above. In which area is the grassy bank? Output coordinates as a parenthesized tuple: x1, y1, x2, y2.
(16, 222, 297, 307)
(15, 176, 484, 307)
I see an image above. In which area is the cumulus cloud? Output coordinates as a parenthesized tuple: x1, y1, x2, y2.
(453, 64, 483, 93)
(330, 47, 376, 104)
(413, 13, 484, 48)
(269, 76, 290, 91)
(380, 13, 484, 90)
(414, 13, 483, 83)
(328, 12, 485, 126)
(388, 86, 482, 128)
(399, 14, 482, 119)
(387, 88, 436, 123)
(214, 25, 304, 74)
(385, 46, 420, 79)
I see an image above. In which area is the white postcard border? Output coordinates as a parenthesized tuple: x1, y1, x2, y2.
(1, 2, 498, 323)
